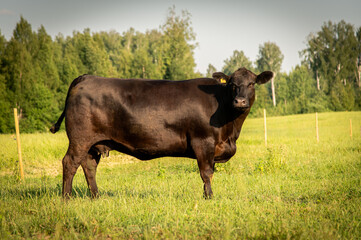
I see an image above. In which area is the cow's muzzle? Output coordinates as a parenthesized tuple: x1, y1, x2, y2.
(233, 97, 249, 109)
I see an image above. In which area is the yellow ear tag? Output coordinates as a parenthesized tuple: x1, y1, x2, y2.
(220, 78, 226, 84)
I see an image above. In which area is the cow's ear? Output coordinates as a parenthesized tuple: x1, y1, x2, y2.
(212, 72, 230, 84)
(256, 71, 274, 85)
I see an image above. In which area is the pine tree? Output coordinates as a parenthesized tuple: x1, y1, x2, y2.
(206, 64, 217, 78)
(286, 65, 317, 113)
(147, 29, 167, 79)
(21, 83, 59, 132)
(161, 6, 197, 80)
(3, 16, 37, 118)
(0, 31, 12, 132)
(71, 29, 116, 77)
(34, 25, 60, 90)
(222, 50, 252, 75)
(54, 34, 80, 85)
(129, 31, 153, 79)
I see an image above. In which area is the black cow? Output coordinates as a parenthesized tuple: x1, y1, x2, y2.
(50, 67, 273, 198)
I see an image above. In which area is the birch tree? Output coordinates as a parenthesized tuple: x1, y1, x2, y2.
(256, 42, 283, 107)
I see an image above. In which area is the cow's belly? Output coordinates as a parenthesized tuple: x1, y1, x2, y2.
(109, 123, 191, 160)
(108, 138, 192, 160)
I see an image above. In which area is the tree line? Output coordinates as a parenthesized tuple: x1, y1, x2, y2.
(207, 20, 361, 118)
(0, 9, 360, 133)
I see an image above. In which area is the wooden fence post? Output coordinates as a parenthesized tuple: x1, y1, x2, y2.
(13, 108, 24, 182)
(264, 109, 267, 147)
(316, 112, 319, 143)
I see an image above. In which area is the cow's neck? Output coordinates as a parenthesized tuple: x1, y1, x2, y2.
(229, 110, 249, 141)
(230, 96, 255, 141)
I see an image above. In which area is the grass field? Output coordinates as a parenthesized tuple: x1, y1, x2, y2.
(0, 111, 360, 239)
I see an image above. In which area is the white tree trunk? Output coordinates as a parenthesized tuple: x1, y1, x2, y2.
(357, 66, 361, 88)
(271, 77, 276, 107)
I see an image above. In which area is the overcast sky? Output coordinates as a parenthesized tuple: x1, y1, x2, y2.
(1, 0, 360, 75)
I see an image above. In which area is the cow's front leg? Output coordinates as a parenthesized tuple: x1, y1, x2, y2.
(198, 160, 215, 199)
(193, 140, 215, 199)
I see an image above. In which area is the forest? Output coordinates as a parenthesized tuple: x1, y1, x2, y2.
(0, 9, 360, 133)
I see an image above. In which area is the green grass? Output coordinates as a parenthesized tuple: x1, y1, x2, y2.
(1, 111, 361, 239)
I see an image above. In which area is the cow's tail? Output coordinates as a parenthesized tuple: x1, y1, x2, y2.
(50, 74, 88, 133)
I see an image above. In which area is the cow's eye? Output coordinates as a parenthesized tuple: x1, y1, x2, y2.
(248, 82, 255, 88)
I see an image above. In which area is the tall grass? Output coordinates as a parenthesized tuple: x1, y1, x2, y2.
(0, 112, 360, 239)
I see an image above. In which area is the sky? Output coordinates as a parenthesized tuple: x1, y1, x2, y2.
(1, 0, 360, 75)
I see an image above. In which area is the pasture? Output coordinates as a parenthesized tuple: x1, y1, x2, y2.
(0, 111, 360, 239)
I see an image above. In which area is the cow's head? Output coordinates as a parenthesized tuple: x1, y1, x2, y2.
(213, 68, 273, 111)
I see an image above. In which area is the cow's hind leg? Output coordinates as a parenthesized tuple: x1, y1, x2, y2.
(62, 145, 88, 198)
(81, 148, 101, 198)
